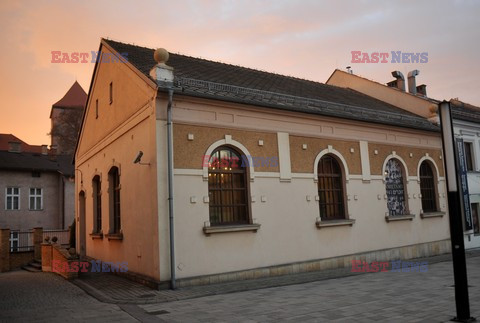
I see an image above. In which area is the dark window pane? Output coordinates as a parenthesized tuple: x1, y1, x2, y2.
(464, 142, 474, 172)
(420, 162, 437, 212)
(318, 155, 345, 220)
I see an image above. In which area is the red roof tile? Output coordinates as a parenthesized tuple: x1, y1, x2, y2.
(0, 134, 43, 153)
(52, 81, 87, 108)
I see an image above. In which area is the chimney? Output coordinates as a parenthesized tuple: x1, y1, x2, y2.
(41, 145, 48, 155)
(407, 70, 420, 94)
(416, 84, 427, 97)
(390, 71, 406, 91)
(149, 48, 174, 87)
(8, 141, 21, 153)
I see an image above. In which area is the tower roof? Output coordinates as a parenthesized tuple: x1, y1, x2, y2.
(52, 81, 87, 108)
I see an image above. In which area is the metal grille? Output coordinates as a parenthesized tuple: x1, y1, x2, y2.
(420, 162, 437, 212)
(208, 147, 249, 225)
(10, 231, 33, 252)
(318, 155, 345, 220)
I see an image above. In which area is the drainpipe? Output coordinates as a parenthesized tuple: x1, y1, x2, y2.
(150, 48, 176, 290)
(166, 88, 176, 290)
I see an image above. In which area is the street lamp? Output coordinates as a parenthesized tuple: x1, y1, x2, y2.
(439, 100, 474, 322)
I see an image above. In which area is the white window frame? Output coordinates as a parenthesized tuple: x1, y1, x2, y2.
(10, 231, 19, 252)
(29, 188, 43, 211)
(5, 187, 20, 210)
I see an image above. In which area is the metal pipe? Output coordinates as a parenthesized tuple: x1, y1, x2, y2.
(166, 88, 176, 290)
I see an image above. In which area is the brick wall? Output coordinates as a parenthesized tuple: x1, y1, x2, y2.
(0, 229, 9, 272)
(9, 251, 34, 269)
(49, 244, 78, 280)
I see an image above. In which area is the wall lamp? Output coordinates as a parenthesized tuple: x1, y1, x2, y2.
(133, 151, 150, 166)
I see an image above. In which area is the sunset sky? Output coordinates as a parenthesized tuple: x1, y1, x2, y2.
(1, 0, 479, 146)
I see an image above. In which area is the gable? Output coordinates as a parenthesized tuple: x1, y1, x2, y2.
(76, 44, 156, 158)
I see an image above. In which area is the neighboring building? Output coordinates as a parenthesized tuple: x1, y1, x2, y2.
(0, 134, 75, 231)
(50, 81, 87, 155)
(327, 69, 480, 248)
(75, 39, 450, 287)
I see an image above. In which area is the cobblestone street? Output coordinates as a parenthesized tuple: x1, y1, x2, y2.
(0, 253, 479, 322)
(0, 271, 136, 322)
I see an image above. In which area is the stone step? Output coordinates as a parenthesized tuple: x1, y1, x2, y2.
(22, 265, 42, 272)
(29, 262, 42, 269)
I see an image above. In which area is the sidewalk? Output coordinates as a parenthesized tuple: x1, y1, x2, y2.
(72, 249, 480, 306)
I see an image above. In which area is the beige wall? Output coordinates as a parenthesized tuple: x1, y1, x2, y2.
(76, 45, 156, 157)
(326, 70, 437, 118)
(166, 95, 450, 279)
(75, 44, 160, 280)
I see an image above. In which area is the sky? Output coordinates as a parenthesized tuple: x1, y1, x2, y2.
(1, 0, 479, 145)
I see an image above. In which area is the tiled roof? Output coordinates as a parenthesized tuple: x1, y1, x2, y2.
(103, 39, 439, 132)
(52, 81, 87, 108)
(0, 134, 43, 153)
(450, 99, 480, 123)
(0, 151, 74, 176)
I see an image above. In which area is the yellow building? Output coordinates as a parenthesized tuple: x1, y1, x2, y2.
(75, 39, 450, 288)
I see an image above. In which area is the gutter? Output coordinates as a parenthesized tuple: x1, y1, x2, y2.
(149, 49, 176, 290)
(166, 88, 175, 290)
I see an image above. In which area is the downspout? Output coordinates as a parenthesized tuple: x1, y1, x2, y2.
(149, 48, 176, 290)
(166, 88, 176, 290)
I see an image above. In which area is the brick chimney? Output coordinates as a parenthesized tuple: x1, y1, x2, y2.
(416, 84, 427, 97)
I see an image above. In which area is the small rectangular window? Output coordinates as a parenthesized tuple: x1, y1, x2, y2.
(109, 82, 113, 104)
(29, 188, 42, 210)
(5, 187, 20, 210)
(95, 99, 99, 119)
(31, 171, 41, 178)
(472, 203, 479, 234)
(464, 142, 474, 171)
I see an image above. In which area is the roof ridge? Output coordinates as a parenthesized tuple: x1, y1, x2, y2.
(103, 38, 325, 86)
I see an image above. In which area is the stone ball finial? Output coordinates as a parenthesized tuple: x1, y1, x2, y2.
(154, 48, 169, 64)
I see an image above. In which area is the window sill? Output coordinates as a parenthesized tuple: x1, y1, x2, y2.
(421, 212, 445, 219)
(89, 232, 103, 239)
(385, 214, 415, 222)
(203, 224, 261, 235)
(105, 233, 123, 241)
(316, 219, 356, 228)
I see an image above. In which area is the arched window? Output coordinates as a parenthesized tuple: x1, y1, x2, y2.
(108, 167, 121, 234)
(318, 155, 346, 220)
(92, 176, 102, 233)
(385, 158, 407, 216)
(208, 146, 249, 226)
(419, 161, 438, 213)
